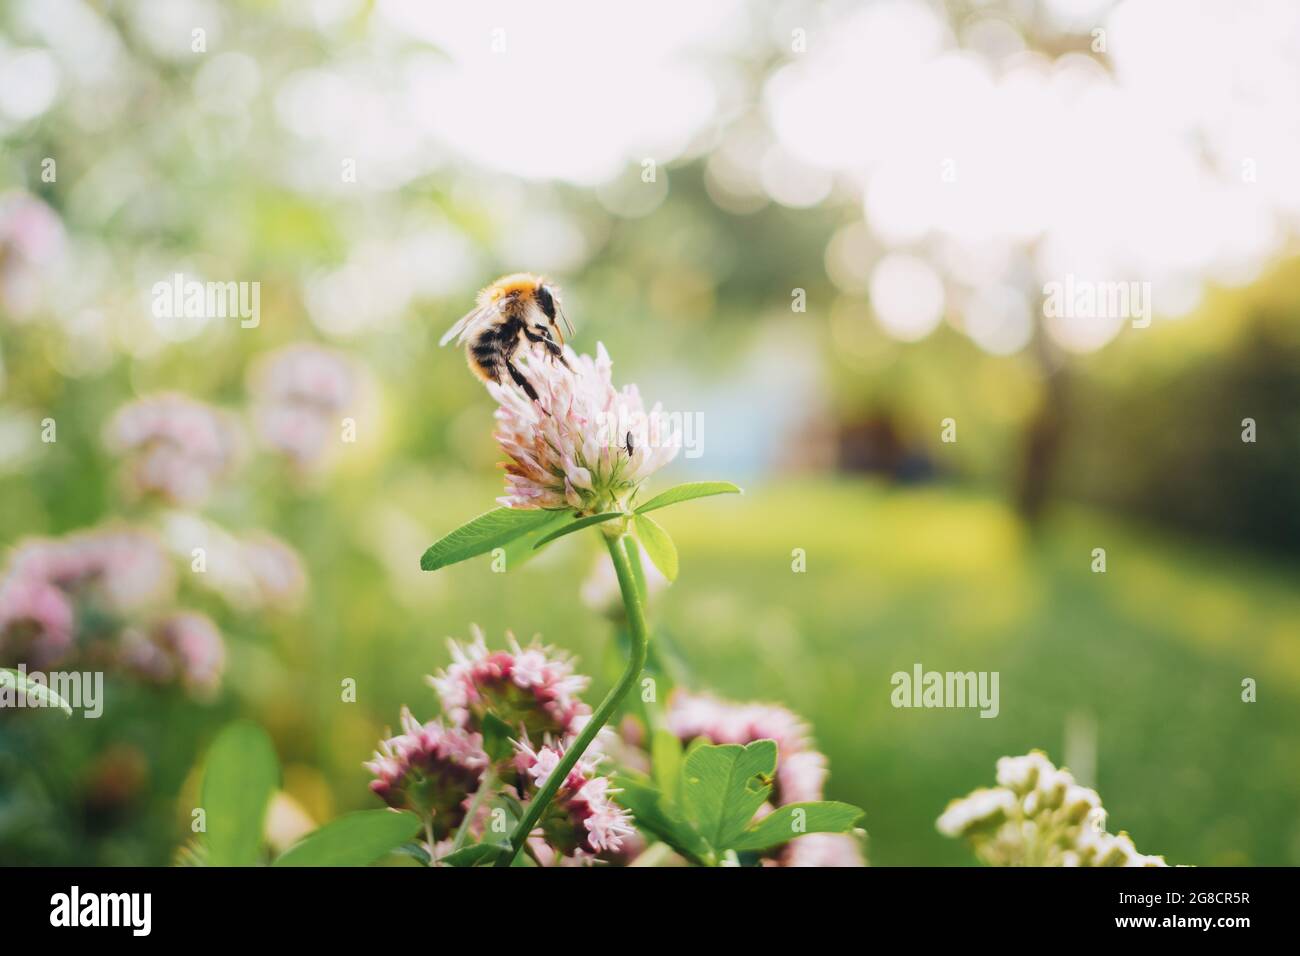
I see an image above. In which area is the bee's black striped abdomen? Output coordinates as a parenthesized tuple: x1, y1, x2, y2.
(469, 339, 500, 379)
(467, 317, 527, 386)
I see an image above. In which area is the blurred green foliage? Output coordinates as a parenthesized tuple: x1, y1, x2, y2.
(7, 480, 1299, 865)
(2, 0, 1298, 868)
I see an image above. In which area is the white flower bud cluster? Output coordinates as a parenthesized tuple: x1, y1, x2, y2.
(936, 750, 1167, 866)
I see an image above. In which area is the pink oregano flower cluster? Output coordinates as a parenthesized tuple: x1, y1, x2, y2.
(514, 739, 635, 859)
(365, 707, 487, 840)
(490, 343, 680, 513)
(428, 627, 590, 740)
(368, 629, 632, 864)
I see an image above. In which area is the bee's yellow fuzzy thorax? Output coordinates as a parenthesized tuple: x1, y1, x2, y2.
(479, 273, 544, 305)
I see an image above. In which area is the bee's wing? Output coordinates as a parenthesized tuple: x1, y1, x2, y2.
(439, 302, 498, 347)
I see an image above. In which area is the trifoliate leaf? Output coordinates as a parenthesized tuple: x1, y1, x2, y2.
(651, 728, 684, 805)
(613, 775, 712, 866)
(682, 740, 777, 853)
(731, 801, 865, 852)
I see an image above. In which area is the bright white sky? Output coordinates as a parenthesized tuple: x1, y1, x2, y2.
(377, 0, 743, 183)
(6, 0, 1300, 355)
(765, 0, 1300, 350)
(373, 0, 1300, 353)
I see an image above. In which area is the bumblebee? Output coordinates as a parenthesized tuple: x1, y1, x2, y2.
(440, 273, 573, 401)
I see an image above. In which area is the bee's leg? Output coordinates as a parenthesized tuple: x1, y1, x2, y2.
(504, 358, 541, 404)
(543, 337, 572, 370)
(525, 327, 572, 370)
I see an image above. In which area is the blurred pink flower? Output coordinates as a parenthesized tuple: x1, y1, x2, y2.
(161, 515, 308, 612)
(490, 342, 680, 513)
(119, 611, 225, 697)
(667, 690, 813, 755)
(247, 344, 357, 469)
(428, 627, 590, 741)
(514, 740, 634, 860)
(237, 531, 307, 610)
(0, 575, 75, 668)
(365, 706, 487, 839)
(105, 393, 243, 507)
(777, 749, 830, 804)
(64, 529, 175, 612)
(770, 833, 866, 868)
(0, 528, 175, 667)
(2, 528, 172, 608)
(0, 191, 65, 319)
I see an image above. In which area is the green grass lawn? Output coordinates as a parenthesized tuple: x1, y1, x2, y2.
(354, 478, 1300, 866)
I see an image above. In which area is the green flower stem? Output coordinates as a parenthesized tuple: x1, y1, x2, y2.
(624, 534, 648, 602)
(496, 528, 650, 866)
(620, 536, 669, 734)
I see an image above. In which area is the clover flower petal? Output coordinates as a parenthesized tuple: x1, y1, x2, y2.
(489, 343, 680, 514)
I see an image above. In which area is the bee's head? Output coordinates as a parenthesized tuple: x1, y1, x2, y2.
(534, 282, 572, 344)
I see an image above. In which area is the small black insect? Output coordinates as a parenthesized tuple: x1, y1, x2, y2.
(625, 431, 635, 456)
